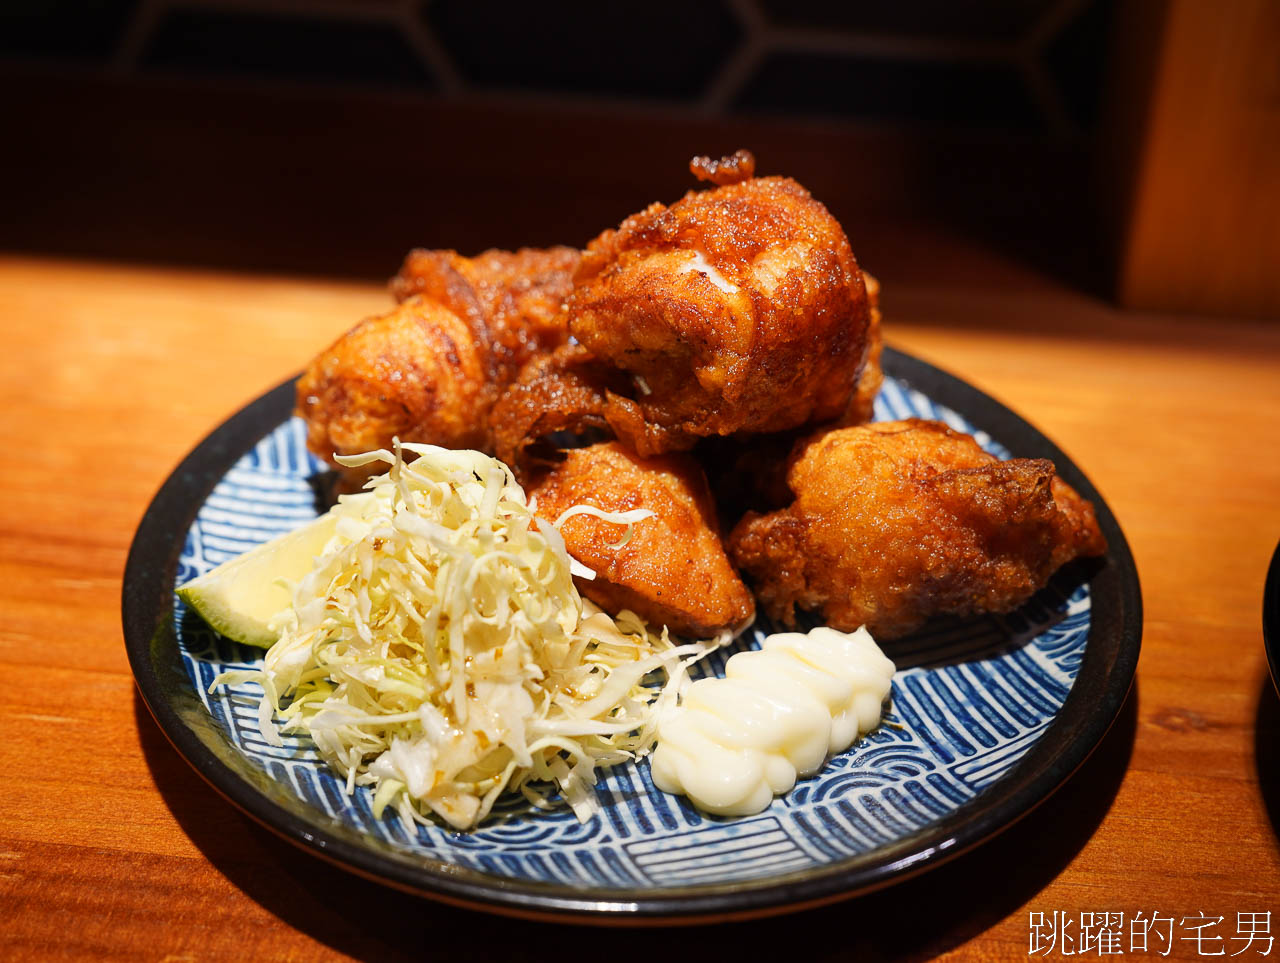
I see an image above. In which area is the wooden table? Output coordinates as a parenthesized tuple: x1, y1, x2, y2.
(3, 246, 1278, 961)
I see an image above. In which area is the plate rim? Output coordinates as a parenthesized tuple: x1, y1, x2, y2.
(1264, 540, 1280, 697)
(122, 346, 1143, 924)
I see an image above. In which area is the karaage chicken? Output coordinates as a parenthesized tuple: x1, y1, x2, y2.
(294, 154, 1109, 647)
(296, 296, 491, 458)
(527, 442, 754, 638)
(492, 158, 873, 459)
(390, 246, 578, 386)
(489, 344, 627, 471)
(297, 246, 578, 465)
(729, 420, 1106, 639)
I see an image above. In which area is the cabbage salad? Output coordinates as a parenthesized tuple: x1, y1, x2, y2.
(215, 442, 718, 830)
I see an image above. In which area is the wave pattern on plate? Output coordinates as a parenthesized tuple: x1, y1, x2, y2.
(173, 377, 1090, 889)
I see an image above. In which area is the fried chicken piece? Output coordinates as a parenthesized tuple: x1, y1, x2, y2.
(391, 246, 578, 385)
(700, 269, 884, 522)
(572, 172, 870, 450)
(527, 442, 754, 638)
(489, 344, 625, 471)
(297, 246, 578, 466)
(495, 165, 872, 459)
(296, 297, 490, 458)
(729, 420, 1107, 639)
(697, 272, 884, 525)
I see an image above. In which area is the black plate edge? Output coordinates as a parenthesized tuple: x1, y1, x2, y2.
(122, 348, 1143, 924)
(1264, 540, 1280, 697)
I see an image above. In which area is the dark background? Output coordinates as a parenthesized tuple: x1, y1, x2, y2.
(1, 0, 1118, 292)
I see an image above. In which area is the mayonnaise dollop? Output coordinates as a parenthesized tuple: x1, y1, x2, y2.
(649, 626, 895, 816)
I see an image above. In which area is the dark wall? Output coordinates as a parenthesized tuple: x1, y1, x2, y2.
(2, 0, 1116, 284)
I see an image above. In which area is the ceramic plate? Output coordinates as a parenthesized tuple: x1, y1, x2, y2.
(123, 347, 1141, 923)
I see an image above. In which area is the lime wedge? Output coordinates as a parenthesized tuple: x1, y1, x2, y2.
(176, 496, 367, 648)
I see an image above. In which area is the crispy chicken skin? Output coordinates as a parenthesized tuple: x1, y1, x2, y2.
(494, 171, 872, 460)
(297, 247, 578, 465)
(391, 246, 578, 385)
(729, 420, 1106, 639)
(296, 297, 490, 459)
(569, 175, 870, 451)
(527, 442, 754, 638)
(489, 344, 624, 471)
(699, 270, 885, 522)
(689, 149, 756, 185)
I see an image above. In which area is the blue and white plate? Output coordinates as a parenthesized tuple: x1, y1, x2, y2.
(123, 347, 1141, 923)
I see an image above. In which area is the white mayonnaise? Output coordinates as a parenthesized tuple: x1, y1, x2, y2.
(649, 626, 895, 816)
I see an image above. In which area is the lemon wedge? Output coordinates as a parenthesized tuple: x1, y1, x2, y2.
(177, 496, 366, 648)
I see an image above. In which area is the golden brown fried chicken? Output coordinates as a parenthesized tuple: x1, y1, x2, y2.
(492, 163, 872, 460)
(729, 420, 1106, 639)
(527, 442, 754, 638)
(489, 344, 626, 471)
(699, 271, 884, 521)
(571, 173, 870, 451)
(391, 246, 578, 385)
(296, 297, 491, 458)
(297, 246, 578, 465)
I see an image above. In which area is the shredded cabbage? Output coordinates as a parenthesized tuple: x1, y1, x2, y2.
(214, 441, 721, 830)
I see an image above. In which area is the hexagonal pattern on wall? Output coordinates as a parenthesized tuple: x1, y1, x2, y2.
(0, 0, 1115, 135)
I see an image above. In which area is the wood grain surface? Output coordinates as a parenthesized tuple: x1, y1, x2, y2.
(2, 243, 1278, 962)
(1109, 0, 1280, 319)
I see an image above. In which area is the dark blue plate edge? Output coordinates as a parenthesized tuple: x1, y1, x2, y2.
(122, 348, 1143, 924)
